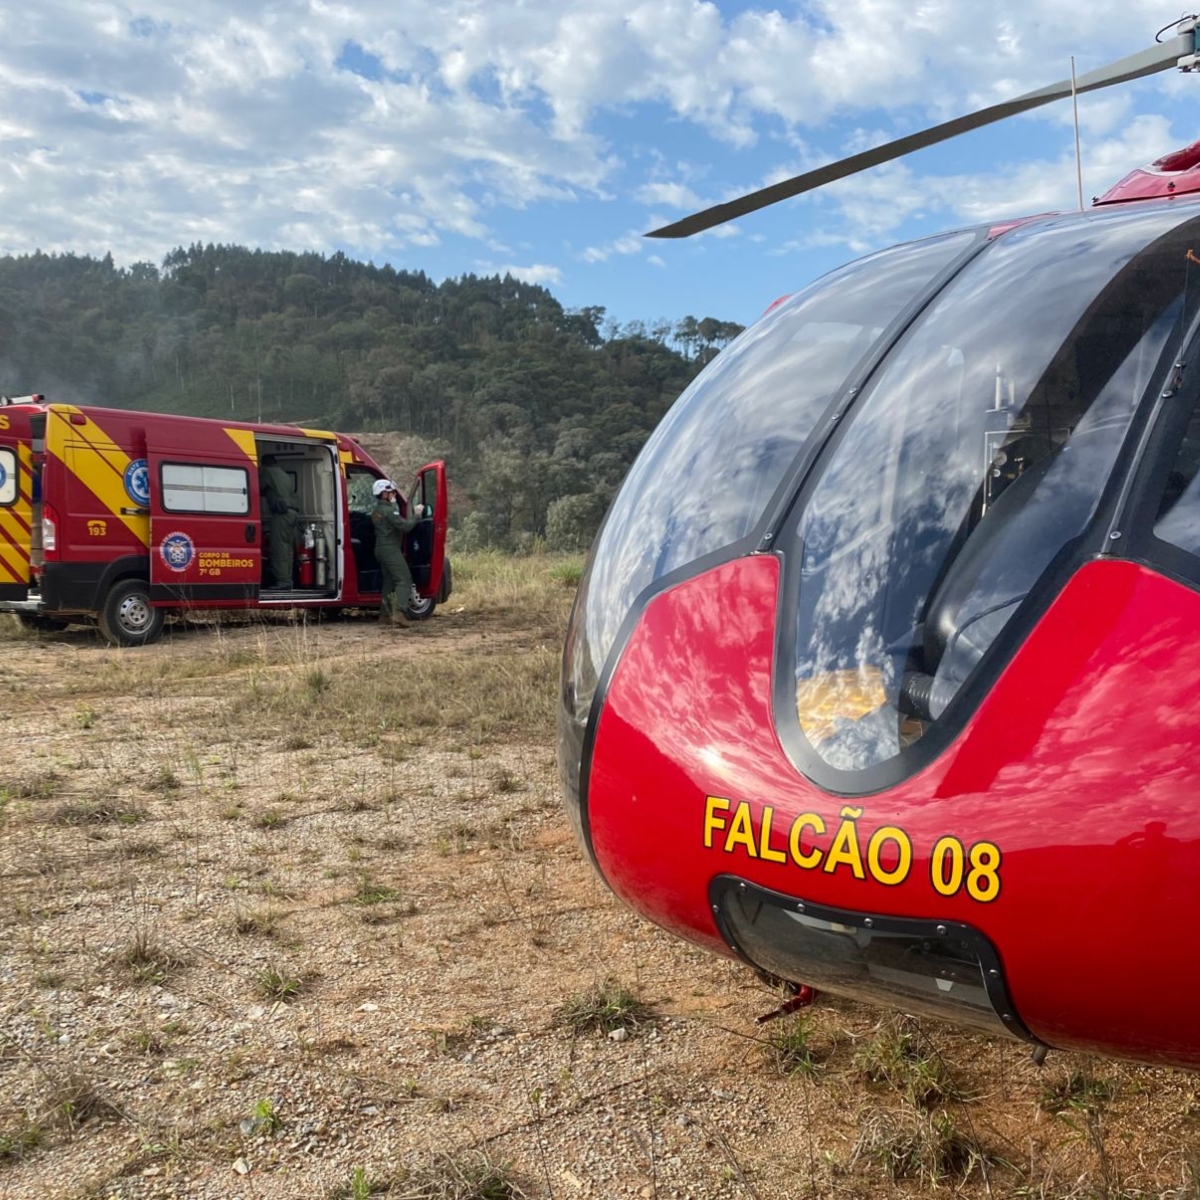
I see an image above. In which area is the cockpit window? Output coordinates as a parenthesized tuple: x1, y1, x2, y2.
(558, 229, 978, 843)
(1153, 399, 1200, 555)
(791, 204, 1200, 777)
(572, 234, 974, 676)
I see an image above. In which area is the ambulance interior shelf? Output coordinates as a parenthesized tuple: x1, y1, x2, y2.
(256, 437, 338, 596)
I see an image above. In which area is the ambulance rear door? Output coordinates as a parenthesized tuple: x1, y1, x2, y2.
(407, 461, 447, 598)
(0, 408, 35, 598)
(147, 443, 261, 606)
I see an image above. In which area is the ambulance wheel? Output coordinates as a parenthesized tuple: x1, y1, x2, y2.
(99, 580, 164, 647)
(405, 594, 436, 621)
(15, 613, 69, 633)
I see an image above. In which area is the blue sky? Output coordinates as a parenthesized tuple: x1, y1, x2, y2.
(1, 1, 1199, 330)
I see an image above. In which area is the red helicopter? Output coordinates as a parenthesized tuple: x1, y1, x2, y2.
(559, 17, 1200, 1070)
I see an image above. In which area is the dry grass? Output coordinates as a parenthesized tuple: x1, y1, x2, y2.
(1, 552, 1198, 1198)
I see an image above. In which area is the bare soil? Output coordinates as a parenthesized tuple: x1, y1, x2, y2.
(1, 600, 1198, 1199)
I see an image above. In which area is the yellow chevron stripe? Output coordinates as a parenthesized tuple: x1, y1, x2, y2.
(0, 515, 30, 580)
(0, 503, 30, 551)
(49, 409, 150, 546)
(224, 428, 258, 462)
(0, 441, 34, 584)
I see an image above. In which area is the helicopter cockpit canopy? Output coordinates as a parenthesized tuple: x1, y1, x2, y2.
(561, 199, 1200, 826)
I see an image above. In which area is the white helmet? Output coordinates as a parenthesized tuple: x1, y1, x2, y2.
(372, 479, 396, 497)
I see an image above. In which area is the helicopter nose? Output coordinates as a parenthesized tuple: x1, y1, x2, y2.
(557, 230, 978, 866)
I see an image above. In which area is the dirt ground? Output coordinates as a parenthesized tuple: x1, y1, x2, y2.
(1, 595, 1199, 1199)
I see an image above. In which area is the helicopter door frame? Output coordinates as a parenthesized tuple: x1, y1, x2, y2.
(1112, 337, 1200, 591)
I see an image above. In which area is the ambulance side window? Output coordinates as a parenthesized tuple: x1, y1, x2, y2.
(0, 448, 16, 506)
(161, 463, 250, 515)
(419, 469, 437, 518)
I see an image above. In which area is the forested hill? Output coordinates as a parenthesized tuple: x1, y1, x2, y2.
(0, 245, 745, 549)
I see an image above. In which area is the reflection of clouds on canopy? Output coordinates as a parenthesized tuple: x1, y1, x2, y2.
(795, 202, 1199, 773)
(572, 231, 973, 703)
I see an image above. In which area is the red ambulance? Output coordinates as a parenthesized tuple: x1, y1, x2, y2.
(0, 397, 450, 645)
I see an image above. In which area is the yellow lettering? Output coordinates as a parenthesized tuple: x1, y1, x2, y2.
(788, 813, 825, 869)
(867, 826, 912, 886)
(823, 812, 865, 879)
(966, 841, 1002, 903)
(703, 796, 729, 850)
(931, 836, 965, 897)
(723, 801, 758, 857)
(757, 806, 787, 864)
(0, 414, 10, 430)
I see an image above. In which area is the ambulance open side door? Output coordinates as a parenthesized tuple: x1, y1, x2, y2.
(406, 461, 447, 599)
(147, 447, 262, 606)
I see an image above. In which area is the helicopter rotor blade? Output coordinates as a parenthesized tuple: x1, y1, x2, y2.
(647, 31, 1193, 239)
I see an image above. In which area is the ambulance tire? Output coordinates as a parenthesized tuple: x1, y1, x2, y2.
(99, 580, 164, 648)
(405, 594, 436, 621)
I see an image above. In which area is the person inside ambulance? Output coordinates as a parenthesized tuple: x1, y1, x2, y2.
(371, 479, 425, 626)
(260, 461, 300, 589)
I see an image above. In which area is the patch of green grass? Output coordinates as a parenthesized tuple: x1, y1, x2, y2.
(117, 929, 188, 986)
(763, 1015, 821, 1077)
(144, 765, 180, 793)
(242, 1097, 283, 1137)
(232, 907, 283, 938)
(253, 963, 305, 1003)
(353, 875, 399, 906)
(2, 767, 61, 800)
(855, 1017, 960, 1109)
(53, 800, 147, 826)
(252, 808, 288, 830)
(850, 1108, 992, 1187)
(388, 1148, 528, 1199)
(0, 1121, 43, 1161)
(555, 977, 654, 1037)
(1038, 1068, 1119, 1116)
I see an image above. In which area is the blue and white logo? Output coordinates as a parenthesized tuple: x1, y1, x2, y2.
(124, 458, 150, 507)
(0, 462, 8, 493)
(159, 531, 194, 573)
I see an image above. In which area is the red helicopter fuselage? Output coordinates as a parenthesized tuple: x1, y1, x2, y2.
(560, 162, 1200, 1070)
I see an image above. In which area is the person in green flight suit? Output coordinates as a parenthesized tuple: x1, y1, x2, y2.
(260, 462, 300, 589)
(371, 479, 425, 626)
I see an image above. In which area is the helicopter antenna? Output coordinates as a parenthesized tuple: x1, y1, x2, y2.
(1071, 56, 1085, 212)
(649, 19, 1200, 238)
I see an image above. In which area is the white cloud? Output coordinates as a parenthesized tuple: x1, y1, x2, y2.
(0, 0, 1193, 287)
(635, 181, 702, 209)
(580, 233, 644, 263)
(490, 262, 564, 285)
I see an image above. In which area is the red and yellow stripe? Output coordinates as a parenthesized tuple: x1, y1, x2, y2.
(0, 441, 33, 584)
(46, 406, 151, 546)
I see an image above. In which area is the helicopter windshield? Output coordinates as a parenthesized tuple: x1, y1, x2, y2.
(559, 230, 977, 833)
(792, 202, 1200, 778)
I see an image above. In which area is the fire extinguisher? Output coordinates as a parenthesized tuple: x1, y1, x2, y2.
(296, 524, 315, 588)
(314, 528, 328, 588)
